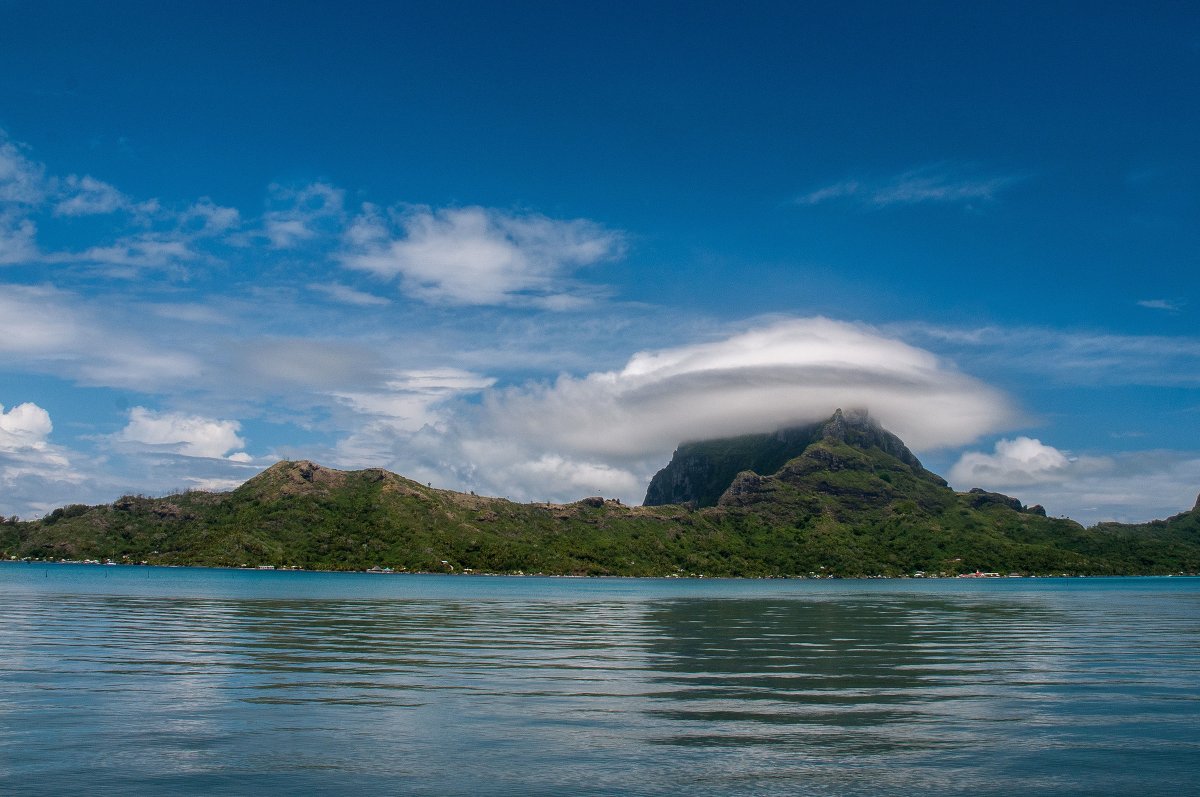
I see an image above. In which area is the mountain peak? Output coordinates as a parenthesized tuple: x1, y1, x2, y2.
(239, 459, 353, 497)
(821, 407, 871, 441)
(643, 410, 941, 508)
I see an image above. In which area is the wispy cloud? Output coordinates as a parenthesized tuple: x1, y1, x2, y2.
(0, 283, 204, 392)
(180, 198, 240, 236)
(1138, 298, 1184, 312)
(332, 368, 496, 438)
(797, 163, 1023, 209)
(0, 135, 46, 265)
(0, 135, 47, 205)
(307, 282, 391, 307)
(0, 212, 37, 265)
(0, 132, 243, 276)
(896, 322, 1200, 387)
(260, 182, 345, 249)
(796, 180, 861, 205)
(53, 174, 132, 217)
(71, 234, 201, 272)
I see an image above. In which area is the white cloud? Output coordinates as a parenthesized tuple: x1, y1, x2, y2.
(495, 454, 642, 501)
(53, 174, 131, 217)
(949, 437, 1076, 485)
(307, 282, 391, 307)
(339, 204, 624, 306)
(184, 476, 249, 491)
(0, 402, 53, 452)
(115, 407, 247, 459)
(798, 164, 1021, 208)
(0, 403, 83, 513)
(331, 370, 500, 476)
(949, 437, 1200, 524)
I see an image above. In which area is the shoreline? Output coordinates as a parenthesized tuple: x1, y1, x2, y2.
(5, 558, 1197, 581)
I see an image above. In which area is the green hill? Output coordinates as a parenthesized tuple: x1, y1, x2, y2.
(3, 412, 1199, 576)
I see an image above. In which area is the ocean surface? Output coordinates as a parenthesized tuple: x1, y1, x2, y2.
(1, 565, 1197, 796)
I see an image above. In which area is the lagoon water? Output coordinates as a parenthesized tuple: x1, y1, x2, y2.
(1, 565, 1198, 796)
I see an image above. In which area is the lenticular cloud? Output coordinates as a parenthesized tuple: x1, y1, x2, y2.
(331, 317, 1019, 505)
(476, 317, 1016, 461)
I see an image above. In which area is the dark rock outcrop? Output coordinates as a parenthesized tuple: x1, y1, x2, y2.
(644, 409, 943, 508)
(967, 488, 1047, 516)
(967, 488, 1023, 512)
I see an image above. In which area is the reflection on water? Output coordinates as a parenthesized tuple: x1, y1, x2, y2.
(1, 566, 1198, 796)
(641, 596, 1200, 794)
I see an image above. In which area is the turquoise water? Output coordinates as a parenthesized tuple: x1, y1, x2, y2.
(2, 565, 1198, 795)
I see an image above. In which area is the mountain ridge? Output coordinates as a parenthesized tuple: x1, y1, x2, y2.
(4, 412, 1199, 576)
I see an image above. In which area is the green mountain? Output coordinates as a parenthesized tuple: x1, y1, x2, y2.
(4, 412, 1199, 576)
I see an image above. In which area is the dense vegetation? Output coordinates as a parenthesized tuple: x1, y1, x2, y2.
(4, 414, 1199, 577)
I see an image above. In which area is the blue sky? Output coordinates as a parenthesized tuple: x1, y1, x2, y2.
(1, 1, 1198, 523)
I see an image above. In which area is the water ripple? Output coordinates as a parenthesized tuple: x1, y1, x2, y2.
(1, 566, 1198, 796)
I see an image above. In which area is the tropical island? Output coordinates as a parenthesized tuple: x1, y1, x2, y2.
(4, 410, 1198, 577)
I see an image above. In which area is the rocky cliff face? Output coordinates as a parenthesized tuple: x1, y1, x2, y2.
(643, 409, 944, 508)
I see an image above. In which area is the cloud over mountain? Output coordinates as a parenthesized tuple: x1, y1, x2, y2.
(341, 317, 1018, 505)
(476, 316, 1015, 460)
